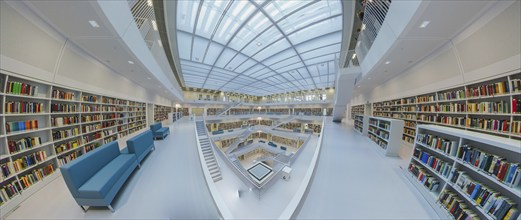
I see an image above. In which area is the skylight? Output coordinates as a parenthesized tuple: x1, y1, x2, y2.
(176, 0, 342, 96)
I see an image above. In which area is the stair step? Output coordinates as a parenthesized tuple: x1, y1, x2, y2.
(210, 169, 220, 175)
(207, 161, 217, 167)
(206, 158, 216, 163)
(213, 176, 222, 182)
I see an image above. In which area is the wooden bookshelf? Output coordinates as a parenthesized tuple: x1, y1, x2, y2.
(0, 72, 147, 214)
(366, 116, 404, 156)
(405, 125, 521, 220)
(371, 73, 521, 146)
(351, 104, 365, 120)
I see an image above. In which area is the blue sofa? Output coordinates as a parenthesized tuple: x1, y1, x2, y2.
(211, 129, 224, 135)
(60, 142, 138, 213)
(150, 123, 169, 139)
(126, 130, 155, 165)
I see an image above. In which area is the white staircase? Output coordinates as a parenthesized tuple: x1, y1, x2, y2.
(271, 115, 296, 129)
(217, 102, 242, 116)
(196, 121, 222, 182)
(225, 128, 254, 154)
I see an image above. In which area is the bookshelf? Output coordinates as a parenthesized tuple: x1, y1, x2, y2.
(371, 73, 521, 146)
(0, 72, 147, 214)
(366, 116, 404, 156)
(353, 114, 369, 135)
(351, 104, 365, 120)
(294, 108, 322, 116)
(153, 104, 172, 122)
(405, 125, 521, 220)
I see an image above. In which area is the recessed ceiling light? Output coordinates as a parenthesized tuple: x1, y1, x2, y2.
(147, 0, 153, 7)
(128, 60, 134, 64)
(368, 77, 371, 80)
(88, 20, 99, 28)
(352, 53, 357, 59)
(147, 77, 151, 80)
(357, 85, 361, 88)
(385, 61, 391, 64)
(419, 20, 430, 28)
(361, 24, 366, 31)
(157, 40, 163, 47)
(256, 42, 262, 46)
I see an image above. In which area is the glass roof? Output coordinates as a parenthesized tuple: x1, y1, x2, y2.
(176, 0, 342, 96)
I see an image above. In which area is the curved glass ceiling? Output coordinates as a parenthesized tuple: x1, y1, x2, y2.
(176, 0, 342, 96)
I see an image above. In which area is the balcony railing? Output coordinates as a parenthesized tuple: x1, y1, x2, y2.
(356, 0, 392, 62)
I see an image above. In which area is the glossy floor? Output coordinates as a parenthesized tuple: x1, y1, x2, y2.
(4, 118, 439, 219)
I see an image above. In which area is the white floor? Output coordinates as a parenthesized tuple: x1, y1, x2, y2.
(295, 120, 439, 219)
(4, 118, 220, 219)
(3, 118, 440, 219)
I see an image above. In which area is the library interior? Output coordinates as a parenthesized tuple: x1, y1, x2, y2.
(0, 0, 520, 219)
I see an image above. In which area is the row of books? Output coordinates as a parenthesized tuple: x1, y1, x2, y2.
(456, 145, 521, 188)
(82, 115, 101, 122)
(51, 116, 79, 127)
(454, 174, 519, 220)
(404, 120, 417, 128)
(466, 81, 509, 98)
(51, 103, 77, 113)
(102, 97, 126, 105)
(57, 151, 83, 166)
(103, 136, 116, 144)
(81, 105, 99, 112)
(513, 98, 520, 113)
(438, 189, 478, 220)
(512, 121, 521, 134)
(52, 127, 80, 141)
(4, 101, 44, 114)
(404, 136, 414, 144)
(102, 121, 116, 128)
(84, 143, 101, 153)
(19, 164, 55, 189)
(102, 113, 124, 120)
(81, 95, 97, 102)
(7, 136, 42, 154)
(1, 162, 14, 178)
(416, 133, 459, 156)
(466, 101, 510, 114)
(51, 89, 75, 100)
(417, 95, 437, 103)
(82, 132, 102, 144)
(6, 81, 39, 96)
(512, 79, 521, 92)
(5, 120, 39, 133)
(418, 105, 437, 112)
(12, 151, 47, 172)
(413, 149, 452, 178)
(368, 133, 387, 149)
(54, 139, 80, 154)
(101, 106, 125, 111)
(82, 123, 101, 133)
(0, 180, 21, 205)
(408, 163, 440, 192)
(439, 89, 466, 101)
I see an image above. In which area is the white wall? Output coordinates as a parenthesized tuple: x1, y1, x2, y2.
(352, 1, 521, 104)
(0, 1, 173, 106)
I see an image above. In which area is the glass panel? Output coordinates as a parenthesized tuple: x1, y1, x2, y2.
(263, 48, 296, 66)
(177, 32, 192, 60)
(192, 36, 209, 62)
(242, 26, 283, 57)
(279, 1, 341, 34)
(304, 54, 336, 66)
(276, 62, 304, 73)
(264, 0, 313, 21)
(288, 16, 342, 45)
(214, 48, 237, 68)
(242, 64, 265, 76)
(295, 31, 341, 52)
(300, 44, 340, 60)
(195, 1, 227, 38)
(234, 59, 257, 73)
(176, 0, 200, 32)
(226, 53, 248, 70)
(253, 38, 291, 61)
(271, 58, 300, 70)
(203, 42, 224, 65)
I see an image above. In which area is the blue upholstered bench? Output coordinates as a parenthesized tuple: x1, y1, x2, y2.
(211, 130, 224, 135)
(126, 130, 155, 165)
(268, 142, 277, 148)
(281, 146, 287, 151)
(150, 123, 169, 140)
(259, 140, 266, 143)
(60, 142, 138, 213)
